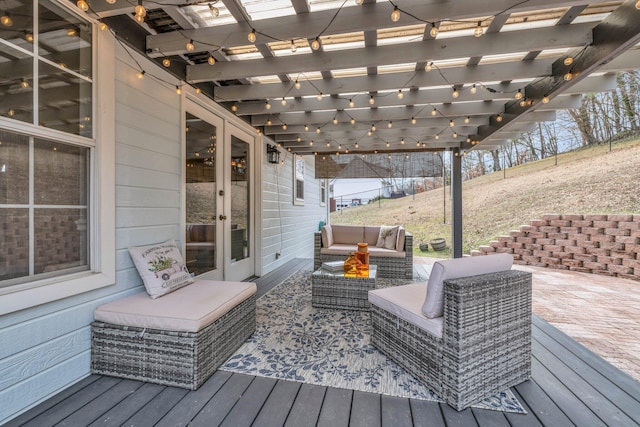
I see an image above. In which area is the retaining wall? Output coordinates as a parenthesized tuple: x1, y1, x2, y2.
(471, 214, 640, 281)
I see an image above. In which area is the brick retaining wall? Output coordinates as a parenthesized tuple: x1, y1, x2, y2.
(471, 214, 640, 281)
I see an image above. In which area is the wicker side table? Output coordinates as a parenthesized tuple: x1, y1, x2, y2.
(311, 265, 377, 311)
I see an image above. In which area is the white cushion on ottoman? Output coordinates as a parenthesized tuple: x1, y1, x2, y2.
(94, 279, 257, 333)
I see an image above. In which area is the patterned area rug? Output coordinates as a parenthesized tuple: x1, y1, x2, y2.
(221, 270, 526, 413)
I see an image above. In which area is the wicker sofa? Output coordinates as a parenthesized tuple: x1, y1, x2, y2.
(314, 224, 413, 278)
(368, 254, 532, 410)
(91, 279, 256, 390)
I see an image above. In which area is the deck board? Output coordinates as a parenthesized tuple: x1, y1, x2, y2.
(7, 259, 640, 427)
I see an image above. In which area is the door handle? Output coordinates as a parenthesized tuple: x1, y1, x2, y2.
(219, 214, 227, 221)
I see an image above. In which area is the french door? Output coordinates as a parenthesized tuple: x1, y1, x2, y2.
(184, 101, 255, 281)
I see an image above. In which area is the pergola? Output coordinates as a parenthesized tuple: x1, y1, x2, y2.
(81, 0, 640, 254)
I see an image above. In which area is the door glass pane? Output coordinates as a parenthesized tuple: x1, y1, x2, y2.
(185, 112, 217, 275)
(231, 136, 249, 262)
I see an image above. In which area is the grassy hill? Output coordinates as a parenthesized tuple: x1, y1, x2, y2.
(330, 139, 640, 257)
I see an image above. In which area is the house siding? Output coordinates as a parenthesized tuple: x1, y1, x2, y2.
(0, 43, 324, 424)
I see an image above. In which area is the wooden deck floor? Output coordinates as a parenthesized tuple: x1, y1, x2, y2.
(6, 259, 640, 427)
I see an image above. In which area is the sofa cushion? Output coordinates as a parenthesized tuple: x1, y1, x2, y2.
(128, 239, 194, 299)
(94, 279, 257, 333)
(376, 225, 399, 249)
(332, 225, 365, 245)
(321, 225, 333, 248)
(321, 245, 406, 258)
(363, 226, 381, 246)
(396, 228, 406, 251)
(369, 284, 443, 338)
(422, 253, 514, 319)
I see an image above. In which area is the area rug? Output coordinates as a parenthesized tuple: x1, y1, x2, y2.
(220, 270, 526, 413)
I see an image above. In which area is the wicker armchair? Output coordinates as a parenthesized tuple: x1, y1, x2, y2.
(369, 267, 532, 410)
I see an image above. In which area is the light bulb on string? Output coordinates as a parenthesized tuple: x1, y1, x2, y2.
(317, 92, 323, 101)
(266, 118, 272, 126)
(248, 29, 256, 43)
(20, 79, 29, 88)
(430, 23, 438, 37)
(564, 72, 573, 81)
(435, 134, 439, 140)
(304, 124, 309, 131)
(333, 117, 338, 125)
(1, 12, 13, 27)
(425, 62, 433, 72)
(431, 107, 437, 116)
(542, 94, 550, 104)
(77, 0, 88, 12)
(297, 136, 301, 142)
(311, 37, 321, 51)
(209, 3, 219, 17)
(464, 116, 470, 124)
(265, 101, 271, 110)
(355, 0, 364, 5)
(350, 117, 355, 125)
(397, 89, 403, 99)
(137, 71, 145, 79)
(401, 138, 405, 145)
(452, 88, 459, 98)
(176, 86, 182, 95)
(162, 58, 171, 67)
(390, 6, 400, 22)
(349, 99, 354, 108)
(281, 97, 287, 106)
(99, 22, 108, 31)
(371, 124, 376, 131)
(294, 80, 301, 89)
(387, 121, 393, 128)
(290, 40, 297, 53)
(231, 104, 238, 112)
(386, 142, 390, 148)
(282, 123, 287, 130)
(369, 95, 375, 105)
(636, 0, 640, 9)
(474, 21, 483, 37)
(411, 117, 416, 125)
(355, 142, 359, 148)
(316, 127, 321, 134)
(515, 89, 523, 100)
(135, 14, 144, 23)
(135, 0, 146, 17)
(25, 32, 34, 42)
(186, 40, 195, 52)
(470, 84, 477, 94)
(519, 99, 527, 107)
(207, 55, 216, 65)
(496, 114, 503, 122)
(563, 57, 574, 66)
(195, 87, 201, 94)
(105, 0, 116, 4)
(453, 131, 458, 138)
(449, 120, 455, 127)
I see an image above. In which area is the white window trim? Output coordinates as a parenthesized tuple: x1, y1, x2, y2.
(293, 154, 305, 205)
(0, 26, 115, 316)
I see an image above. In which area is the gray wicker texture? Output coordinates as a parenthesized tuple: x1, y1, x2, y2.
(371, 270, 532, 410)
(314, 232, 413, 279)
(312, 266, 377, 310)
(91, 294, 256, 390)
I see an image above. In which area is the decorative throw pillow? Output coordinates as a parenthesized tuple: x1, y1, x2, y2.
(128, 239, 194, 299)
(376, 225, 400, 250)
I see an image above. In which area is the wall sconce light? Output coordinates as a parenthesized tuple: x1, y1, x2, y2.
(266, 144, 280, 164)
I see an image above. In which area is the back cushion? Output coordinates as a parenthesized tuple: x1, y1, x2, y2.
(321, 225, 333, 248)
(396, 228, 406, 251)
(422, 253, 513, 318)
(331, 225, 365, 245)
(363, 226, 381, 246)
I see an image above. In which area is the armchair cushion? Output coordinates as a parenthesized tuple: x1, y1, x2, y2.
(421, 253, 513, 318)
(376, 225, 400, 249)
(321, 225, 333, 248)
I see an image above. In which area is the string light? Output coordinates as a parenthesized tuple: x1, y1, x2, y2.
(135, 14, 144, 23)
(401, 138, 405, 145)
(304, 124, 309, 131)
(1, 12, 12, 27)
(309, 140, 314, 146)
(266, 118, 272, 125)
(453, 131, 458, 138)
(390, 6, 400, 22)
(431, 108, 437, 116)
(99, 22, 108, 31)
(449, 120, 455, 127)
(209, 3, 219, 17)
(435, 134, 439, 140)
(387, 121, 393, 128)
(207, 55, 216, 65)
(265, 101, 271, 110)
(425, 62, 433, 72)
(106, 0, 116, 4)
(474, 21, 484, 37)
(430, 23, 438, 37)
(162, 57, 171, 67)
(137, 71, 145, 79)
(186, 40, 195, 52)
(542, 94, 550, 104)
(316, 127, 321, 133)
(371, 124, 376, 131)
(563, 57, 574, 66)
(368, 130, 372, 136)
(176, 86, 182, 95)
(20, 79, 29, 88)
(282, 123, 287, 130)
(231, 104, 238, 112)
(564, 72, 573, 81)
(295, 80, 301, 89)
(397, 89, 404, 99)
(369, 95, 375, 105)
(67, 28, 77, 36)
(77, 0, 89, 11)
(496, 114, 503, 122)
(519, 99, 527, 107)
(333, 117, 338, 124)
(349, 99, 355, 108)
(134, 0, 146, 17)
(515, 89, 523, 100)
(636, 0, 640, 9)
(195, 87, 201, 94)
(25, 32, 34, 42)
(470, 84, 477, 94)
(248, 29, 257, 43)
(386, 142, 390, 147)
(355, 142, 359, 148)
(452, 88, 459, 98)
(464, 116, 470, 124)
(411, 117, 416, 124)
(311, 37, 321, 50)
(350, 117, 356, 125)
(317, 92, 323, 101)
(281, 97, 287, 106)
(290, 40, 297, 53)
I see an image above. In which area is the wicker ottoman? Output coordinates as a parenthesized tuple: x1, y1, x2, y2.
(91, 280, 256, 390)
(312, 265, 377, 310)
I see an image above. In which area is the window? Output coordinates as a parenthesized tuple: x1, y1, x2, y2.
(0, 2, 114, 314)
(319, 179, 326, 206)
(293, 154, 304, 205)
